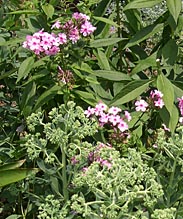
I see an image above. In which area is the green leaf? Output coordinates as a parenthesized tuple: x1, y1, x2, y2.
(33, 85, 63, 111)
(110, 80, 152, 106)
(22, 69, 50, 86)
(92, 70, 131, 81)
(95, 49, 111, 70)
(6, 10, 39, 15)
(125, 23, 164, 48)
(157, 73, 174, 117)
(6, 215, 22, 219)
(20, 81, 36, 117)
(90, 84, 113, 100)
(131, 52, 157, 74)
(173, 83, 183, 98)
(93, 16, 119, 27)
(0, 38, 24, 46)
(90, 38, 127, 48)
(42, 4, 54, 19)
(168, 104, 179, 132)
(162, 39, 178, 66)
(166, 0, 182, 23)
(0, 160, 25, 171)
(0, 168, 39, 187)
(0, 68, 17, 80)
(123, 0, 163, 10)
(16, 57, 34, 83)
(94, 0, 112, 17)
(74, 90, 99, 106)
(124, 9, 142, 32)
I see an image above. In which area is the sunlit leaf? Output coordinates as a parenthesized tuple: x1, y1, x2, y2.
(110, 80, 152, 106)
(123, 0, 163, 10)
(166, 0, 182, 23)
(0, 169, 39, 187)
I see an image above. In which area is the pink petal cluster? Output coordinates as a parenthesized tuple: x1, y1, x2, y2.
(135, 99, 148, 112)
(178, 96, 183, 116)
(22, 29, 67, 56)
(52, 12, 96, 44)
(84, 102, 131, 133)
(150, 90, 164, 109)
(23, 13, 96, 55)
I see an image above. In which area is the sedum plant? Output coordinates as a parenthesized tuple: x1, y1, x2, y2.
(20, 101, 177, 218)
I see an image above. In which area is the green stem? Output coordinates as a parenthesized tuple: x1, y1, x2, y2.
(166, 155, 178, 207)
(61, 144, 69, 201)
(116, 0, 123, 71)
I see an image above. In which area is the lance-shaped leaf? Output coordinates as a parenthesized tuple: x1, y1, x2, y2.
(0, 160, 25, 171)
(157, 73, 174, 117)
(16, 57, 34, 83)
(92, 70, 131, 81)
(166, 0, 182, 24)
(162, 39, 178, 66)
(125, 23, 164, 48)
(131, 52, 157, 75)
(90, 38, 127, 48)
(33, 84, 63, 111)
(123, 0, 163, 10)
(110, 80, 152, 106)
(0, 168, 39, 187)
(93, 16, 119, 27)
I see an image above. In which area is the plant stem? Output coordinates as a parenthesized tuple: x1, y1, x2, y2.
(61, 144, 69, 201)
(166, 154, 178, 207)
(116, 0, 123, 71)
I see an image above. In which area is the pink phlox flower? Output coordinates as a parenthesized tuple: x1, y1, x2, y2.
(63, 20, 74, 31)
(69, 27, 80, 43)
(45, 46, 60, 56)
(84, 106, 95, 117)
(124, 111, 132, 122)
(108, 114, 121, 126)
(178, 96, 183, 116)
(150, 89, 163, 99)
(135, 99, 148, 112)
(72, 12, 90, 21)
(94, 102, 107, 116)
(150, 89, 164, 108)
(108, 106, 121, 115)
(51, 20, 61, 29)
(162, 124, 170, 132)
(99, 112, 109, 124)
(57, 33, 67, 44)
(154, 99, 164, 108)
(80, 21, 96, 36)
(117, 120, 128, 132)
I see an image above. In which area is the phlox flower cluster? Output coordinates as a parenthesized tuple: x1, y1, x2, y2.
(150, 89, 164, 109)
(22, 29, 67, 56)
(23, 13, 96, 55)
(52, 12, 96, 44)
(84, 102, 131, 133)
(135, 89, 164, 112)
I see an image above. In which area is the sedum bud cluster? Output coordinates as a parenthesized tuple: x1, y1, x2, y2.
(72, 147, 163, 218)
(22, 101, 98, 162)
(37, 195, 70, 219)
